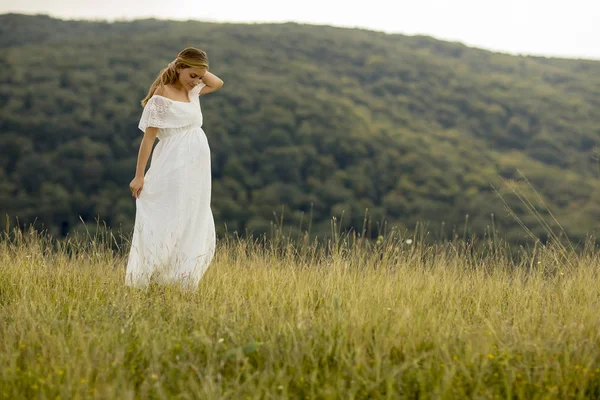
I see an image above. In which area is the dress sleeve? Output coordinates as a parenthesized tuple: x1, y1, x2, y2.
(190, 82, 206, 97)
(138, 96, 174, 133)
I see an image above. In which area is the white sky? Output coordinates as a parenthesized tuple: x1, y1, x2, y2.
(2, 0, 599, 59)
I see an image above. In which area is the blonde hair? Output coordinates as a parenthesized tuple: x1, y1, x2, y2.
(141, 47, 209, 106)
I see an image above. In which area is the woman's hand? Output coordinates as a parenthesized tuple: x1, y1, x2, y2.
(199, 71, 224, 95)
(129, 176, 144, 199)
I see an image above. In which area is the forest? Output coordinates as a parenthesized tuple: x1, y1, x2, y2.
(1, 13, 599, 244)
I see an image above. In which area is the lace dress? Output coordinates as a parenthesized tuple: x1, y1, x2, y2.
(125, 83, 216, 290)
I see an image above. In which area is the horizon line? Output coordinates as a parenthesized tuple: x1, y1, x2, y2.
(3, 11, 600, 62)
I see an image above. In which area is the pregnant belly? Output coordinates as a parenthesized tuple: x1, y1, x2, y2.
(142, 128, 211, 193)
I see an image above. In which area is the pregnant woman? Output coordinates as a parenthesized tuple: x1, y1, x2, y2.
(125, 47, 223, 290)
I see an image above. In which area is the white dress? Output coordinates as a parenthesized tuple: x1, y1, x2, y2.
(125, 83, 216, 290)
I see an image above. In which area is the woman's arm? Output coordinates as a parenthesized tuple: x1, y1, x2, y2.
(129, 127, 159, 198)
(199, 71, 224, 96)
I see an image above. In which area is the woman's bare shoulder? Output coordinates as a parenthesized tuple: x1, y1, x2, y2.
(153, 85, 168, 96)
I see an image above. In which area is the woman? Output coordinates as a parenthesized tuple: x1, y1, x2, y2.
(125, 47, 224, 290)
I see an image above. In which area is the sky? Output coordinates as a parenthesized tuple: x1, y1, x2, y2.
(2, 0, 599, 60)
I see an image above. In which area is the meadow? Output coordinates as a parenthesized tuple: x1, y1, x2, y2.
(3, 13, 600, 400)
(1, 223, 600, 399)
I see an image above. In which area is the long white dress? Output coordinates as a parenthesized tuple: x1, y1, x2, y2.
(125, 83, 216, 290)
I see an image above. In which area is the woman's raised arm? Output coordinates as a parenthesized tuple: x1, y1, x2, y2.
(199, 71, 224, 95)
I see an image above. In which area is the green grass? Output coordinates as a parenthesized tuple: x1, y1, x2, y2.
(1, 226, 600, 399)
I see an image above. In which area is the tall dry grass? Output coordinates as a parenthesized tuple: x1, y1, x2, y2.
(1, 220, 600, 399)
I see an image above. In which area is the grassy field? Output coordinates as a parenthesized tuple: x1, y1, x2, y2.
(1, 226, 600, 399)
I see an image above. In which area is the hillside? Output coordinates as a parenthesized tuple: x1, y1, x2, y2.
(1, 13, 599, 243)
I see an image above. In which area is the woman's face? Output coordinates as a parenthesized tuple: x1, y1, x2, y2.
(178, 67, 207, 91)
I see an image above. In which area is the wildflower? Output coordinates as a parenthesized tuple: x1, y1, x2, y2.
(488, 354, 495, 359)
(405, 239, 413, 245)
(218, 338, 224, 343)
(151, 374, 158, 380)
